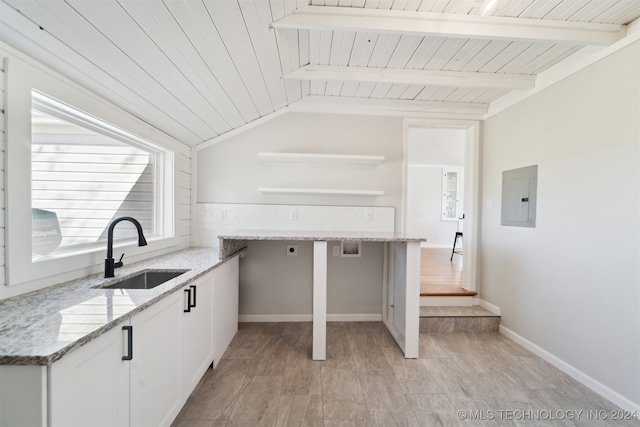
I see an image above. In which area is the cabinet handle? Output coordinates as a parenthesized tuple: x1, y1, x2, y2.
(184, 289, 191, 312)
(122, 325, 133, 361)
(190, 285, 197, 308)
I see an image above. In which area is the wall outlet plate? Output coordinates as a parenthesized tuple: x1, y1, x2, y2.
(332, 246, 340, 256)
(286, 245, 298, 256)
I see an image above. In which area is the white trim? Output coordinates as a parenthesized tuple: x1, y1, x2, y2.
(499, 325, 640, 415)
(478, 299, 501, 316)
(403, 118, 480, 295)
(329, 314, 382, 322)
(486, 17, 640, 119)
(238, 313, 382, 322)
(284, 65, 536, 90)
(420, 296, 474, 306)
(239, 314, 312, 322)
(274, 6, 625, 46)
(291, 96, 488, 119)
(190, 148, 198, 248)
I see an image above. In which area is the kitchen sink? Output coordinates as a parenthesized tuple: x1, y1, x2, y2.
(99, 270, 188, 290)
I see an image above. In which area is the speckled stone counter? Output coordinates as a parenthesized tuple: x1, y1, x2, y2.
(0, 247, 240, 366)
(218, 230, 425, 361)
(218, 229, 426, 242)
(218, 230, 425, 258)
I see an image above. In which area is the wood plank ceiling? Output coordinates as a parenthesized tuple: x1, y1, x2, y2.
(1, 0, 639, 147)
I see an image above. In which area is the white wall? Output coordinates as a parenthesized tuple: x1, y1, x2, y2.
(407, 166, 458, 246)
(197, 112, 404, 217)
(406, 127, 465, 245)
(196, 112, 404, 318)
(407, 127, 465, 165)
(238, 240, 384, 318)
(480, 42, 640, 409)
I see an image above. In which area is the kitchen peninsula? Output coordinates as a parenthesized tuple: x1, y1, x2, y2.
(218, 229, 425, 360)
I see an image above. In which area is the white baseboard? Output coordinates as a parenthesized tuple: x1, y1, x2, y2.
(239, 314, 311, 322)
(328, 314, 382, 321)
(499, 325, 640, 415)
(420, 296, 473, 306)
(238, 313, 382, 322)
(478, 299, 501, 315)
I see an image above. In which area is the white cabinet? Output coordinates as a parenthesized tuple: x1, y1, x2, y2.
(50, 291, 185, 427)
(49, 324, 129, 427)
(0, 255, 240, 426)
(211, 257, 239, 366)
(180, 275, 214, 395)
(130, 290, 183, 427)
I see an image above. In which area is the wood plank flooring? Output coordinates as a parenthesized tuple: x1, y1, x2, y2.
(421, 248, 476, 296)
(172, 322, 638, 427)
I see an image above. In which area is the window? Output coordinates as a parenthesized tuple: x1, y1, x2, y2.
(442, 167, 463, 221)
(31, 92, 163, 259)
(5, 54, 177, 289)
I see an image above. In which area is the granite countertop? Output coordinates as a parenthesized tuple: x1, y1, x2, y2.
(218, 229, 426, 242)
(0, 247, 238, 366)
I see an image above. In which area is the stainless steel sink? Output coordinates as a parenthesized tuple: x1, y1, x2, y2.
(99, 270, 188, 290)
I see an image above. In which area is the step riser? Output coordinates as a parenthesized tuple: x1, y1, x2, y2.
(420, 317, 500, 333)
(421, 296, 474, 306)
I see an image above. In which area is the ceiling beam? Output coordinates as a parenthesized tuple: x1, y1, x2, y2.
(284, 64, 536, 90)
(289, 96, 488, 120)
(272, 6, 626, 46)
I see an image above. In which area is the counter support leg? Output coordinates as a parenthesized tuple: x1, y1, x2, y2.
(312, 241, 327, 360)
(404, 241, 421, 358)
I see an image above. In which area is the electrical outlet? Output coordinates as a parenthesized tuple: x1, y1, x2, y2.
(286, 245, 298, 256)
(219, 209, 227, 220)
(332, 246, 340, 256)
(365, 209, 373, 221)
(290, 208, 298, 221)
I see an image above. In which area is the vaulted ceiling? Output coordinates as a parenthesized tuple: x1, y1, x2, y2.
(1, 0, 639, 147)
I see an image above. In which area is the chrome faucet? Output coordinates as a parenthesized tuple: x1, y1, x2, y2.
(105, 216, 148, 278)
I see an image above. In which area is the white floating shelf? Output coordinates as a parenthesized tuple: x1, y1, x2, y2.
(258, 187, 384, 196)
(258, 152, 385, 165)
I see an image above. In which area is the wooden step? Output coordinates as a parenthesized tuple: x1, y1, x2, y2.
(419, 306, 500, 333)
(420, 285, 477, 297)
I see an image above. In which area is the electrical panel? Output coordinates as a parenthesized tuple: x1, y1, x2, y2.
(501, 165, 537, 228)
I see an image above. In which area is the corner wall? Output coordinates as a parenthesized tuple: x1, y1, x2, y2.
(196, 112, 404, 220)
(196, 112, 404, 317)
(480, 42, 640, 409)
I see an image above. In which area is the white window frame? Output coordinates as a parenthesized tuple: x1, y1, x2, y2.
(5, 54, 177, 289)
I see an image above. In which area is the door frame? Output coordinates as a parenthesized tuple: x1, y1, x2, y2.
(401, 118, 480, 292)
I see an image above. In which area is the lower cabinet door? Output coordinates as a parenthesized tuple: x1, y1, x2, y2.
(49, 323, 130, 427)
(180, 275, 214, 396)
(130, 291, 182, 427)
(212, 257, 239, 366)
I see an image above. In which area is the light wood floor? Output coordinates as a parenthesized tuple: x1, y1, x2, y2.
(173, 322, 637, 427)
(420, 248, 476, 296)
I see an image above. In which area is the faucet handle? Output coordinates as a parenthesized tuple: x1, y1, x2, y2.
(115, 253, 124, 269)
